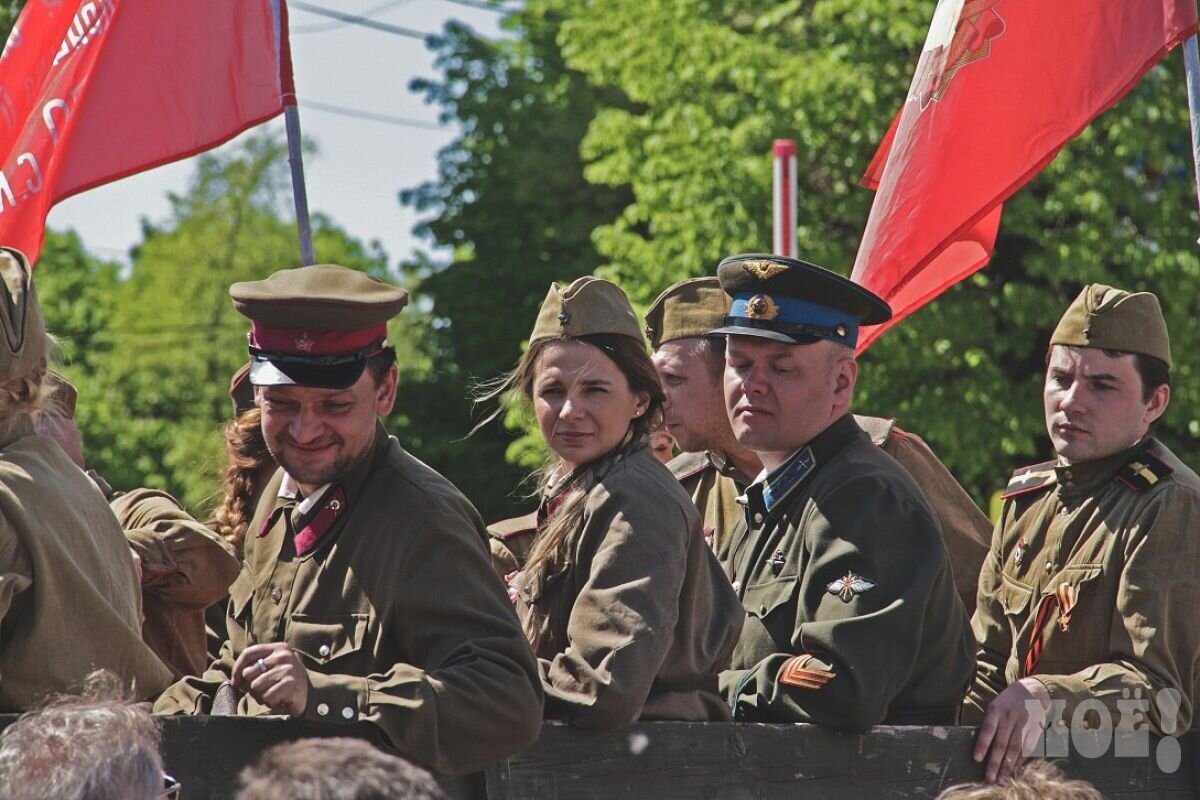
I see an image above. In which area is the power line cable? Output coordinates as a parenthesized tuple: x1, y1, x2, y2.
(289, 1, 430, 39)
(291, 0, 413, 33)
(300, 99, 447, 130)
(438, 0, 512, 12)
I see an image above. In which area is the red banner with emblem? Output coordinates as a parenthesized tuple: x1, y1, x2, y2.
(852, 0, 1198, 353)
(0, 0, 294, 266)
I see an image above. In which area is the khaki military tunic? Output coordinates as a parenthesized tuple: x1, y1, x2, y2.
(855, 416, 990, 617)
(668, 450, 753, 567)
(512, 445, 743, 728)
(721, 414, 975, 728)
(0, 416, 171, 709)
(155, 425, 543, 775)
(668, 415, 990, 616)
(964, 437, 1200, 734)
(112, 488, 240, 679)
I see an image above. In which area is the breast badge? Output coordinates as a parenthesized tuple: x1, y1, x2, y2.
(827, 572, 876, 603)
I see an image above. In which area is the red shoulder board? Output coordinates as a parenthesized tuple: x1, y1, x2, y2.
(1002, 461, 1057, 499)
(1116, 449, 1173, 492)
(487, 512, 538, 540)
(668, 451, 709, 483)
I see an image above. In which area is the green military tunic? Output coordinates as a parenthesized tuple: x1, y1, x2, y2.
(512, 445, 743, 728)
(669, 415, 990, 616)
(964, 437, 1200, 733)
(0, 416, 172, 709)
(155, 424, 543, 775)
(112, 488, 241, 679)
(720, 414, 975, 728)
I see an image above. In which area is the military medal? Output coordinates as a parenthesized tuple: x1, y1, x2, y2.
(1013, 538, 1028, 568)
(827, 572, 875, 603)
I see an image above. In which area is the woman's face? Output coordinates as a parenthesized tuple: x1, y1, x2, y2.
(532, 339, 649, 471)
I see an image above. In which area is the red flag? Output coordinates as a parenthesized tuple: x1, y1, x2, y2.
(0, 0, 294, 266)
(852, 0, 1198, 353)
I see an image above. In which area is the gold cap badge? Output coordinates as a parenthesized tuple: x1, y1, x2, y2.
(741, 260, 789, 280)
(745, 294, 780, 320)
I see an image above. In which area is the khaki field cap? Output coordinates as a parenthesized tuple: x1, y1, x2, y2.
(231, 264, 409, 389)
(529, 277, 644, 345)
(0, 247, 45, 382)
(643, 277, 729, 350)
(1050, 284, 1171, 368)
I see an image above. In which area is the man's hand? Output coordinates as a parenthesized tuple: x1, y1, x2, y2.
(232, 643, 310, 717)
(973, 677, 1052, 784)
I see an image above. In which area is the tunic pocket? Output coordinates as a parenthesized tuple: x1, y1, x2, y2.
(998, 573, 1034, 617)
(742, 575, 799, 620)
(287, 614, 369, 666)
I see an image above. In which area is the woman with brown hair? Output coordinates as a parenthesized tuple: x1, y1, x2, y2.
(212, 364, 277, 557)
(484, 276, 742, 729)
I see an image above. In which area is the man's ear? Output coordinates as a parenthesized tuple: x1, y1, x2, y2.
(375, 366, 399, 416)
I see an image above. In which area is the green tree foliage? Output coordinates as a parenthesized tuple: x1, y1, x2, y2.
(44, 135, 387, 516)
(550, 0, 1200, 501)
(399, 8, 629, 519)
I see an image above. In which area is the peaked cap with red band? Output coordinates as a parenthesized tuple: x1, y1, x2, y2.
(230, 264, 409, 389)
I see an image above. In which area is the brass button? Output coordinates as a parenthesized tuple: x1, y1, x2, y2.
(1045, 560, 1055, 573)
(316, 703, 329, 717)
(753, 513, 764, 525)
(318, 644, 331, 658)
(341, 707, 355, 720)
(270, 587, 283, 603)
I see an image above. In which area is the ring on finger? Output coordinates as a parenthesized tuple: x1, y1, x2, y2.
(257, 657, 268, 675)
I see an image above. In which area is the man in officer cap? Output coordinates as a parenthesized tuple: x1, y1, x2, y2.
(712, 254, 974, 728)
(966, 284, 1200, 784)
(155, 265, 543, 775)
(645, 277, 990, 613)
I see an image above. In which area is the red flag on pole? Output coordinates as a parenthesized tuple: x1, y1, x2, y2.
(0, 0, 294, 266)
(852, 0, 1198, 353)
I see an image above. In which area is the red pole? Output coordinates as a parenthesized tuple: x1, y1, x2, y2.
(773, 139, 797, 258)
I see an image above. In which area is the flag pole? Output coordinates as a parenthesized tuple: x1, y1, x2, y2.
(271, 0, 315, 265)
(1183, 34, 1200, 236)
(284, 104, 316, 266)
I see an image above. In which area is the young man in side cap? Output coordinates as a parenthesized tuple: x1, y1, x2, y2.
(712, 254, 974, 729)
(966, 285, 1200, 784)
(645, 277, 991, 613)
(154, 265, 543, 776)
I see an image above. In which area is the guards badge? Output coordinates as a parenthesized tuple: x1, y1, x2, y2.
(827, 572, 876, 603)
(294, 331, 315, 353)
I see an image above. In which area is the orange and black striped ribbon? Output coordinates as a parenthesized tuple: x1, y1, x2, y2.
(1022, 592, 1059, 676)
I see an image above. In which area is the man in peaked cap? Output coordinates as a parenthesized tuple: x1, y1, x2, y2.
(155, 265, 543, 776)
(0, 248, 172, 709)
(966, 284, 1200, 784)
(645, 277, 990, 613)
(711, 254, 974, 730)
